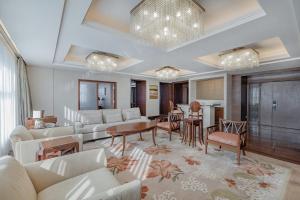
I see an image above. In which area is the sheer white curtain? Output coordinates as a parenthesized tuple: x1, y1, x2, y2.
(0, 35, 17, 156)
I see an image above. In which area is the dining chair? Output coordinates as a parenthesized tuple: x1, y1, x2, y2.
(156, 111, 183, 141)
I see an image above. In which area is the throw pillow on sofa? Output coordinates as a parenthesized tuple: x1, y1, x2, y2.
(103, 109, 123, 123)
(79, 110, 103, 125)
(122, 108, 141, 121)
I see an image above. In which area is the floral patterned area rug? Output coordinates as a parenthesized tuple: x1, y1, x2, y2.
(84, 132, 290, 200)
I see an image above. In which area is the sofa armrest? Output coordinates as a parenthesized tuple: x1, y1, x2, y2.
(86, 180, 141, 200)
(14, 134, 83, 165)
(25, 148, 106, 193)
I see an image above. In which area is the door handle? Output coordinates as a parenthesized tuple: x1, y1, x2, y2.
(272, 100, 277, 111)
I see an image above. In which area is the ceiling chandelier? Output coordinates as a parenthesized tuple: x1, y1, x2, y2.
(219, 48, 260, 70)
(86, 52, 119, 72)
(130, 0, 205, 49)
(156, 66, 180, 80)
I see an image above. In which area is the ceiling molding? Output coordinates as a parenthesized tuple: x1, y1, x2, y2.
(52, 0, 67, 64)
(260, 56, 300, 65)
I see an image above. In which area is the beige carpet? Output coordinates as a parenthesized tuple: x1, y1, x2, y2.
(84, 132, 291, 200)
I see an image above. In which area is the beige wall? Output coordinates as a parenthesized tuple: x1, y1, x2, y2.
(196, 78, 224, 100)
(27, 66, 160, 125)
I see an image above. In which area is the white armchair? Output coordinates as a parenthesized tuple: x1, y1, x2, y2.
(10, 126, 83, 164)
(0, 149, 141, 200)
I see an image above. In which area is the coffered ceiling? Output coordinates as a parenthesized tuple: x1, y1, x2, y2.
(0, 0, 300, 79)
(196, 37, 290, 69)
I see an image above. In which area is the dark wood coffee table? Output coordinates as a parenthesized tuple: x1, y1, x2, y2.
(106, 121, 157, 156)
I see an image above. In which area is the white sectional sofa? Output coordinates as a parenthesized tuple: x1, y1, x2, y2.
(10, 126, 83, 164)
(75, 107, 149, 142)
(0, 149, 141, 200)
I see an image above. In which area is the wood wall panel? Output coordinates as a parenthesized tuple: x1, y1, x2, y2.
(231, 75, 242, 121)
(160, 83, 173, 115)
(196, 78, 224, 100)
(136, 80, 146, 116)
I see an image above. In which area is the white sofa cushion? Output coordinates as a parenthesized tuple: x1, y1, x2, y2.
(37, 168, 120, 200)
(82, 124, 110, 133)
(0, 156, 37, 200)
(79, 110, 103, 125)
(29, 126, 74, 139)
(126, 117, 149, 123)
(122, 108, 141, 121)
(102, 109, 123, 123)
(28, 129, 48, 139)
(43, 126, 74, 137)
(83, 121, 132, 134)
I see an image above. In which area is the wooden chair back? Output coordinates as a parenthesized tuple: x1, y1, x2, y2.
(219, 119, 247, 134)
(168, 112, 183, 130)
(189, 101, 202, 119)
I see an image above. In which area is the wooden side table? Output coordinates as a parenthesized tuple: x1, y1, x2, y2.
(37, 136, 79, 161)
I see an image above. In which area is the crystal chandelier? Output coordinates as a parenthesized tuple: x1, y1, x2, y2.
(86, 52, 119, 72)
(130, 0, 205, 49)
(219, 48, 260, 70)
(156, 66, 180, 80)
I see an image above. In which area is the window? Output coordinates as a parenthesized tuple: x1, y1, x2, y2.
(0, 35, 17, 156)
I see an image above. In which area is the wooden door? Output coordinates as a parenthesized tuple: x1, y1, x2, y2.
(272, 81, 300, 129)
(136, 80, 146, 116)
(160, 83, 173, 115)
(248, 80, 300, 164)
(215, 107, 224, 125)
(182, 83, 189, 104)
(173, 83, 182, 106)
(173, 82, 189, 105)
(260, 82, 273, 126)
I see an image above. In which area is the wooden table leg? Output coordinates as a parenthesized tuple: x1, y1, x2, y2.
(110, 136, 115, 146)
(195, 125, 197, 147)
(139, 132, 144, 141)
(189, 124, 192, 146)
(182, 121, 186, 143)
(152, 128, 157, 146)
(75, 143, 79, 152)
(198, 121, 202, 145)
(190, 124, 193, 147)
(201, 119, 204, 144)
(122, 135, 126, 156)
